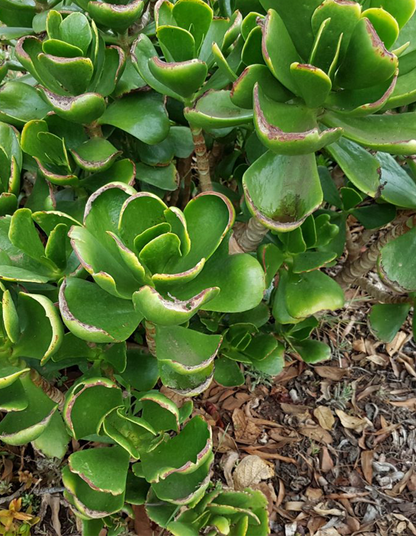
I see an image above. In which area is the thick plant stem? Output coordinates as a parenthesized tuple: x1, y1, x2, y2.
(357, 277, 412, 304)
(336, 215, 415, 288)
(229, 217, 268, 254)
(145, 321, 157, 357)
(30, 369, 65, 410)
(190, 126, 212, 192)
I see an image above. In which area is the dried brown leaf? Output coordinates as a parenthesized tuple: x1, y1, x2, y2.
(320, 446, 334, 473)
(361, 450, 374, 484)
(314, 406, 335, 431)
(299, 425, 333, 444)
(314, 366, 349, 381)
(232, 408, 261, 443)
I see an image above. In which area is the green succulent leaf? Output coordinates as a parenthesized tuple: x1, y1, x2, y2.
(380, 225, 416, 291)
(377, 152, 416, 208)
(231, 64, 290, 109)
(133, 286, 220, 325)
(292, 338, 331, 363)
(32, 412, 70, 459)
(62, 465, 125, 519)
(336, 18, 398, 89)
(152, 452, 213, 505)
(290, 63, 331, 108)
(149, 58, 208, 99)
(0, 379, 28, 412)
(243, 150, 323, 231)
(69, 446, 130, 495)
(63, 377, 123, 439)
(59, 278, 143, 343)
(0, 81, 51, 126)
(0, 374, 57, 446)
(185, 90, 253, 130)
(369, 303, 411, 343)
(140, 415, 212, 483)
(88, 0, 144, 31)
(322, 110, 416, 155)
(326, 138, 380, 197)
(12, 291, 64, 363)
(102, 407, 156, 459)
(40, 88, 106, 125)
(71, 138, 121, 172)
(285, 269, 344, 319)
(253, 85, 341, 155)
(261, 8, 300, 94)
(98, 91, 170, 145)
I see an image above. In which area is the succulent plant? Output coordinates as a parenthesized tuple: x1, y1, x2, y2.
(210, 0, 416, 232)
(2, 1, 416, 535)
(58, 182, 265, 393)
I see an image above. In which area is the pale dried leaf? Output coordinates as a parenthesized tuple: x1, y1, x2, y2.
(389, 398, 416, 409)
(306, 487, 324, 501)
(233, 455, 274, 490)
(299, 425, 333, 444)
(315, 529, 342, 536)
(223, 451, 239, 488)
(314, 406, 335, 431)
(386, 331, 408, 356)
(314, 366, 349, 381)
(335, 409, 371, 432)
(313, 502, 344, 516)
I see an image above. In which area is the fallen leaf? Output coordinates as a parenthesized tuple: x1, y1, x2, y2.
(314, 406, 335, 431)
(335, 409, 371, 433)
(299, 425, 333, 444)
(361, 450, 374, 484)
(281, 403, 311, 422)
(233, 455, 274, 490)
(389, 398, 416, 410)
(232, 408, 261, 443)
(314, 366, 349, 380)
(315, 529, 342, 536)
(213, 427, 237, 453)
(1, 458, 13, 483)
(222, 392, 251, 411)
(306, 487, 324, 501)
(320, 446, 334, 473)
(386, 331, 408, 356)
(243, 447, 297, 464)
(313, 502, 344, 516)
(222, 451, 239, 488)
(276, 479, 285, 507)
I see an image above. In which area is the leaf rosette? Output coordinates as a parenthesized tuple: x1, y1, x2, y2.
(222, 0, 416, 231)
(15, 10, 125, 124)
(59, 181, 264, 334)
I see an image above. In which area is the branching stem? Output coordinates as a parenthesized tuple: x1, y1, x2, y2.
(229, 217, 268, 254)
(336, 214, 415, 288)
(356, 277, 412, 304)
(190, 126, 212, 192)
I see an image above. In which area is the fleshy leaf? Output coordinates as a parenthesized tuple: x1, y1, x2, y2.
(243, 150, 323, 231)
(59, 278, 143, 343)
(63, 377, 122, 439)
